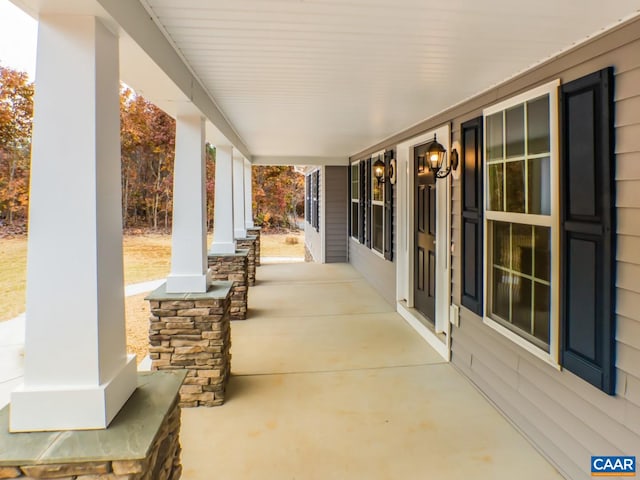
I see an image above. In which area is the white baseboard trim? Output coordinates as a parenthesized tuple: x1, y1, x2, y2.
(397, 302, 449, 361)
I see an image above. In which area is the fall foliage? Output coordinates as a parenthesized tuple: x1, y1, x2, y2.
(0, 65, 303, 233)
(0, 66, 33, 227)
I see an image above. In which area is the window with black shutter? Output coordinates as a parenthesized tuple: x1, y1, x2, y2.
(461, 117, 483, 315)
(560, 67, 616, 394)
(384, 150, 394, 261)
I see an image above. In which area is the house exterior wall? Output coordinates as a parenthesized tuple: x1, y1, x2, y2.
(304, 168, 322, 262)
(347, 157, 397, 307)
(348, 238, 396, 306)
(450, 24, 640, 480)
(348, 17, 640, 480)
(324, 166, 349, 263)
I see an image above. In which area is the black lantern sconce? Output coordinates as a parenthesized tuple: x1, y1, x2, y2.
(373, 157, 386, 184)
(419, 134, 459, 180)
(373, 155, 397, 185)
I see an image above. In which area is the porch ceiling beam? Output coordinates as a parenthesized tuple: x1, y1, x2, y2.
(96, 0, 252, 160)
(252, 155, 349, 166)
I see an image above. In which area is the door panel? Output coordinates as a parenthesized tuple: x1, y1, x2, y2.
(414, 144, 436, 322)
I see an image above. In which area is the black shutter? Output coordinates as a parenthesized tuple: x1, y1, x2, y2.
(461, 117, 484, 316)
(305, 175, 311, 223)
(560, 67, 616, 394)
(365, 157, 372, 248)
(358, 161, 365, 243)
(384, 150, 394, 261)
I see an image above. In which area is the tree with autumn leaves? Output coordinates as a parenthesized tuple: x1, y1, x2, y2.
(0, 65, 302, 232)
(0, 66, 33, 226)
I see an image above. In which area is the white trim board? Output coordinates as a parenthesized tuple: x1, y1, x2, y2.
(397, 302, 449, 361)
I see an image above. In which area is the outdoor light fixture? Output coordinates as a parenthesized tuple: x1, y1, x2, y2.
(373, 157, 386, 184)
(422, 134, 458, 180)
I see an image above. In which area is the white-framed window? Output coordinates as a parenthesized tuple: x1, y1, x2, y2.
(351, 162, 359, 239)
(483, 80, 560, 366)
(371, 154, 385, 256)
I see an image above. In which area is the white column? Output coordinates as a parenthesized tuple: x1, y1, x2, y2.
(10, 15, 136, 432)
(233, 154, 247, 238)
(209, 145, 236, 254)
(166, 115, 211, 293)
(244, 159, 254, 229)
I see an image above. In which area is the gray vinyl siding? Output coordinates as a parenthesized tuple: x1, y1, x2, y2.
(348, 238, 395, 306)
(351, 16, 640, 480)
(324, 166, 348, 263)
(304, 168, 322, 262)
(451, 26, 640, 480)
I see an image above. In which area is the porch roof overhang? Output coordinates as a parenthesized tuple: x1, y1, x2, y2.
(11, 0, 640, 164)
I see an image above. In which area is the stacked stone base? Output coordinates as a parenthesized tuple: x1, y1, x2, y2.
(0, 372, 184, 480)
(0, 401, 181, 480)
(147, 283, 233, 407)
(208, 251, 249, 320)
(236, 236, 257, 286)
(246, 227, 261, 266)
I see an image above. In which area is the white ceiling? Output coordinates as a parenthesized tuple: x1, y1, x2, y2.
(141, 0, 640, 158)
(26, 0, 640, 160)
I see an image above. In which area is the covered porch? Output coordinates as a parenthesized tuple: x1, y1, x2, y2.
(179, 261, 561, 479)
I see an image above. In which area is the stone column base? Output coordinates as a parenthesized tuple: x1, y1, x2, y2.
(246, 227, 261, 266)
(146, 282, 233, 407)
(235, 235, 257, 286)
(0, 371, 185, 480)
(208, 250, 249, 320)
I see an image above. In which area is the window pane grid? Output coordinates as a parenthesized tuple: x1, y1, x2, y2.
(490, 221, 550, 348)
(487, 96, 550, 216)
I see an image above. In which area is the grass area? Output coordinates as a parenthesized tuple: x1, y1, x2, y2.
(1, 230, 304, 364)
(0, 238, 27, 321)
(260, 232, 304, 257)
(122, 234, 172, 284)
(0, 231, 304, 322)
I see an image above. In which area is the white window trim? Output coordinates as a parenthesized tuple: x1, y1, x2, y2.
(482, 79, 561, 368)
(350, 161, 360, 241)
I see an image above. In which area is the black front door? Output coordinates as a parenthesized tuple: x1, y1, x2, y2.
(414, 144, 436, 322)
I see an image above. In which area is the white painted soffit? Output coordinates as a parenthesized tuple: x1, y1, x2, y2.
(141, 0, 639, 159)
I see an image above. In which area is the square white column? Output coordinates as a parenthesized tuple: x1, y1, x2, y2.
(244, 159, 254, 229)
(233, 154, 247, 239)
(10, 15, 136, 432)
(166, 115, 211, 293)
(209, 145, 236, 254)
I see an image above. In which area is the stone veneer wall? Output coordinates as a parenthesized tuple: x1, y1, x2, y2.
(147, 283, 232, 407)
(235, 236, 257, 286)
(208, 251, 249, 320)
(246, 227, 261, 266)
(0, 401, 182, 480)
(0, 372, 184, 480)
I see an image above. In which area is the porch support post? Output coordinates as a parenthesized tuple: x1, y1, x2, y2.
(10, 15, 136, 432)
(209, 145, 236, 254)
(166, 115, 211, 293)
(233, 154, 247, 238)
(244, 159, 254, 228)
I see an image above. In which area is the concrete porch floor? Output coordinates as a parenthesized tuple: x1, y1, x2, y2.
(180, 262, 563, 480)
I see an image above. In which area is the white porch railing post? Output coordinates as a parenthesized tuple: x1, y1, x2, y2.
(10, 15, 137, 432)
(244, 159, 254, 228)
(233, 154, 247, 238)
(166, 115, 211, 293)
(209, 145, 236, 254)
